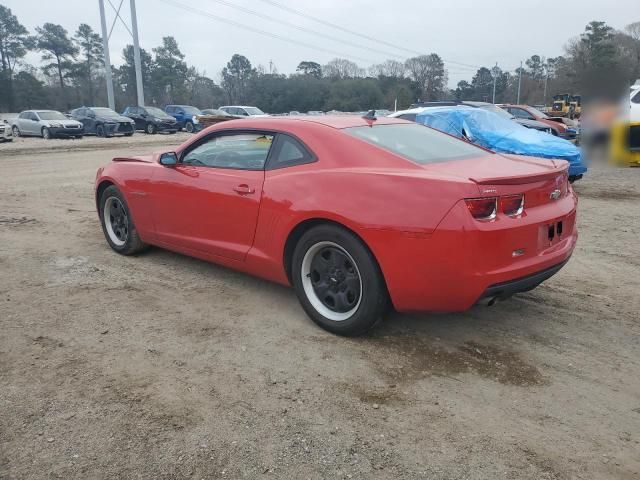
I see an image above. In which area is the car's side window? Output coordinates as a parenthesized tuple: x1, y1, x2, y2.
(632, 91, 640, 104)
(18, 112, 27, 119)
(511, 108, 534, 120)
(267, 134, 316, 170)
(29, 113, 38, 121)
(182, 133, 274, 170)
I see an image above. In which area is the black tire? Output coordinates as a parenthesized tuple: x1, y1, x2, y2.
(76, 135, 83, 139)
(124, 132, 134, 137)
(146, 123, 157, 134)
(184, 121, 194, 133)
(42, 127, 51, 140)
(168, 130, 177, 134)
(291, 224, 388, 336)
(96, 124, 106, 138)
(99, 185, 147, 255)
(12, 126, 20, 137)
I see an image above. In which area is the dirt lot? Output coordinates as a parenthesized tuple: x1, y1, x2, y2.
(1, 135, 639, 479)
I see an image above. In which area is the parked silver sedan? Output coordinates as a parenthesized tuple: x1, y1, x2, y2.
(12, 110, 84, 139)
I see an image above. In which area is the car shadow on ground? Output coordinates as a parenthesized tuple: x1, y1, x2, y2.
(133, 245, 551, 388)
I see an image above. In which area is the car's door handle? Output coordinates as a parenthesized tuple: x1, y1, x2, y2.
(233, 184, 255, 195)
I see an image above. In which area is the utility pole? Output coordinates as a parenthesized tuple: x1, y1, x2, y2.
(517, 60, 523, 104)
(543, 69, 549, 108)
(492, 62, 498, 104)
(130, 0, 145, 106)
(98, 0, 115, 110)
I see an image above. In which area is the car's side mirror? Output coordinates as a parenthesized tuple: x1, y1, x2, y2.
(160, 152, 178, 166)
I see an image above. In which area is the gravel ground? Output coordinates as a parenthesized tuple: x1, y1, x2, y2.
(0, 136, 639, 479)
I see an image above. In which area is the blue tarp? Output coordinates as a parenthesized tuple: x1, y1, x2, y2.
(415, 107, 587, 178)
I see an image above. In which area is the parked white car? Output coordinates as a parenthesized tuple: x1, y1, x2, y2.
(218, 106, 269, 118)
(12, 110, 84, 139)
(630, 81, 640, 122)
(0, 119, 13, 142)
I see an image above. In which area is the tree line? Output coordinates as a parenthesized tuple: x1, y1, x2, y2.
(1, 4, 638, 114)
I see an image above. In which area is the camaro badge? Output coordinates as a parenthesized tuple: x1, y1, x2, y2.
(550, 189, 561, 200)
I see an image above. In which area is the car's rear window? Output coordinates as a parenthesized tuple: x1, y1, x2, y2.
(344, 123, 487, 164)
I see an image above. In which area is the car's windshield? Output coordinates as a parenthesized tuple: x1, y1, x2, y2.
(182, 106, 202, 115)
(527, 106, 548, 119)
(344, 123, 487, 164)
(92, 108, 121, 118)
(145, 107, 168, 117)
(479, 104, 515, 119)
(36, 111, 67, 120)
(245, 107, 265, 115)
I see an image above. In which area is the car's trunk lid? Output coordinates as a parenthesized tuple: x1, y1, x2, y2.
(421, 153, 570, 206)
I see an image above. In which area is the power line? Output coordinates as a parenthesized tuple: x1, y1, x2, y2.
(254, 0, 482, 70)
(204, 0, 407, 62)
(157, 0, 379, 64)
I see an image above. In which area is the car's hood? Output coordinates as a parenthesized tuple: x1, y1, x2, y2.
(101, 114, 133, 123)
(44, 120, 82, 127)
(112, 154, 156, 163)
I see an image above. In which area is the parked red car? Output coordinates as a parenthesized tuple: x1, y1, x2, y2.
(95, 116, 578, 335)
(499, 104, 575, 139)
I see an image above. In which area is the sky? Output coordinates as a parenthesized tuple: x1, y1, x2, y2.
(3, 0, 638, 87)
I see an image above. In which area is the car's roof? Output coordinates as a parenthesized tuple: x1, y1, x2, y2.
(208, 115, 408, 130)
(220, 105, 257, 108)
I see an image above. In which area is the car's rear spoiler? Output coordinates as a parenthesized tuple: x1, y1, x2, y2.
(470, 164, 568, 185)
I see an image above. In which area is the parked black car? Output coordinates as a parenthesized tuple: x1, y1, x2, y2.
(70, 107, 135, 137)
(122, 106, 178, 134)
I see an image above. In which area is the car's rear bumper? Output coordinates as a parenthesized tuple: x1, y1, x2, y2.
(479, 258, 569, 301)
(362, 192, 578, 312)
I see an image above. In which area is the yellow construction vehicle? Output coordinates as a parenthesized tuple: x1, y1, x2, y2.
(551, 94, 582, 118)
(610, 121, 640, 166)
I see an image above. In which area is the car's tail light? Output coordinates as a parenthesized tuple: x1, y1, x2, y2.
(465, 197, 497, 221)
(500, 194, 525, 217)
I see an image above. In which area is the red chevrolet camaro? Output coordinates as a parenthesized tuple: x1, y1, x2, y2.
(95, 115, 578, 335)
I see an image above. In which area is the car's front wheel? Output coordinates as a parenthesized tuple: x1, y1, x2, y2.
(12, 126, 20, 137)
(184, 121, 194, 133)
(99, 185, 147, 255)
(291, 224, 388, 336)
(96, 124, 106, 137)
(42, 127, 51, 139)
(146, 123, 156, 134)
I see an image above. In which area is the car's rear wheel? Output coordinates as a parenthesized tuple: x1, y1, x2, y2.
(12, 126, 20, 137)
(291, 224, 388, 336)
(99, 185, 147, 255)
(146, 123, 156, 134)
(185, 121, 194, 133)
(42, 127, 51, 139)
